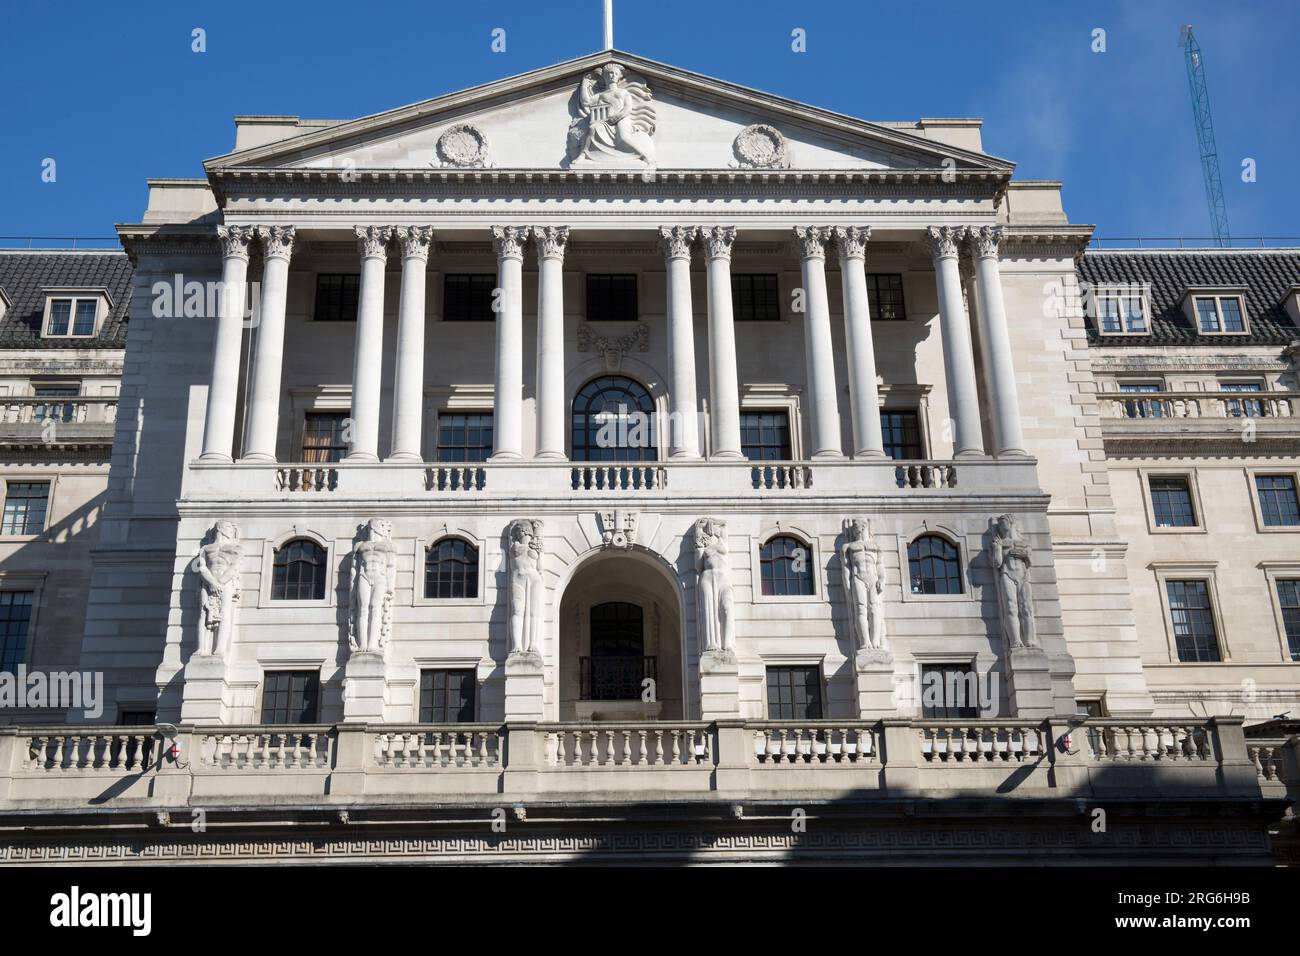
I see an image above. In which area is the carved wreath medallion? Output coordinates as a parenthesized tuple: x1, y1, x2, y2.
(733, 124, 790, 169)
(436, 124, 490, 168)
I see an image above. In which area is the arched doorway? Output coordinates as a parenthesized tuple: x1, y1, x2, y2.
(557, 549, 684, 720)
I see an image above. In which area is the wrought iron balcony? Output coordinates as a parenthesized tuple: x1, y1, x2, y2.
(580, 655, 657, 701)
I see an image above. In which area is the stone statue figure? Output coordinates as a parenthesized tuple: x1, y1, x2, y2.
(566, 63, 657, 165)
(989, 514, 1038, 649)
(197, 520, 241, 656)
(693, 517, 735, 658)
(840, 518, 886, 653)
(348, 519, 397, 653)
(507, 519, 545, 657)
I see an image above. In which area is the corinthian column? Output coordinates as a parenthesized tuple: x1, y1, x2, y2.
(389, 226, 432, 461)
(533, 226, 569, 460)
(968, 226, 1027, 456)
(661, 226, 701, 458)
(794, 226, 843, 459)
(200, 225, 254, 461)
(703, 226, 743, 459)
(833, 226, 886, 458)
(242, 225, 295, 462)
(346, 226, 391, 461)
(927, 225, 985, 458)
(491, 226, 529, 460)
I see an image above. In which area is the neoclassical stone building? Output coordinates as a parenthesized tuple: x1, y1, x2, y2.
(0, 50, 1294, 865)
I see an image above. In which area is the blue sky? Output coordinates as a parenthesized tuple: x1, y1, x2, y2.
(1, 0, 1296, 242)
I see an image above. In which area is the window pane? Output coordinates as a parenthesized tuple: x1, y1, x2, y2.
(1166, 580, 1220, 662)
(1121, 295, 1147, 333)
(908, 535, 962, 595)
(271, 540, 328, 600)
(313, 274, 360, 322)
(419, 669, 477, 722)
(72, 299, 97, 336)
(740, 410, 791, 461)
(765, 666, 822, 720)
(866, 274, 906, 321)
(1149, 476, 1197, 528)
(443, 274, 497, 322)
(921, 665, 981, 719)
(880, 410, 922, 459)
(2, 482, 50, 535)
(571, 376, 656, 462)
(425, 538, 479, 599)
(1256, 475, 1300, 527)
(759, 535, 814, 596)
(1195, 298, 1220, 333)
(0, 591, 34, 672)
(1099, 296, 1122, 333)
(47, 299, 71, 335)
(1277, 579, 1300, 662)
(730, 274, 780, 321)
(260, 670, 320, 724)
(585, 274, 637, 322)
(1218, 297, 1244, 332)
(436, 413, 494, 462)
(302, 412, 350, 463)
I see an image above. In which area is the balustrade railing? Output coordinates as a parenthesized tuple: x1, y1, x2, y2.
(1102, 391, 1299, 421)
(427, 465, 486, 492)
(1248, 739, 1287, 783)
(199, 728, 333, 769)
(570, 463, 667, 491)
(26, 730, 156, 772)
(895, 462, 958, 489)
(750, 722, 875, 764)
(545, 723, 712, 767)
(0, 397, 118, 426)
(275, 466, 337, 492)
(917, 722, 1045, 763)
(372, 725, 503, 768)
(1079, 721, 1212, 762)
(750, 463, 813, 490)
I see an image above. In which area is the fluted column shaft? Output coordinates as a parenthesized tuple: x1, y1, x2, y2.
(795, 227, 843, 459)
(200, 225, 253, 461)
(491, 226, 528, 460)
(834, 226, 886, 458)
(703, 226, 743, 459)
(928, 226, 985, 458)
(390, 226, 432, 461)
(347, 226, 390, 462)
(661, 226, 701, 458)
(533, 226, 569, 460)
(969, 226, 1027, 456)
(242, 226, 295, 462)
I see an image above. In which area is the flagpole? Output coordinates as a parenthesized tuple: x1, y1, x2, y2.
(603, 0, 614, 50)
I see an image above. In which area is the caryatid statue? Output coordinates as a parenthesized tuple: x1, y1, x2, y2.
(507, 519, 545, 657)
(989, 514, 1038, 649)
(348, 519, 397, 654)
(841, 518, 886, 653)
(693, 517, 736, 658)
(197, 520, 242, 656)
(566, 63, 657, 165)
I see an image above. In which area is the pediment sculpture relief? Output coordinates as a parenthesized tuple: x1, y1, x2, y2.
(566, 63, 657, 166)
(732, 124, 790, 169)
(436, 124, 490, 168)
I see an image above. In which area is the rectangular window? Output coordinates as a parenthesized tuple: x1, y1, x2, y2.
(880, 409, 923, 460)
(1276, 579, 1300, 662)
(73, 300, 97, 336)
(1096, 290, 1148, 334)
(419, 669, 477, 723)
(2, 481, 50, 535)
(442, 274, 497, 322)
(1221, 382, 1265, 418)
(44, 297, 100, 337)
(302, 412, 350, 463)
(47, 299, 71, 336)
(585, 274, 637, 322)
(313, 274, 360, 322)
(920, 664, 981, 719)
(731, 274, 780, 321)
(437, 412, 494, 462)
(0, 591, 34, 672)
(1193, 295, 1246, 334)
(1256, 475, 1300, 527)
(33, 385, 80, 424)
(765, 665, 823, 720)
(1149, 476, 1197, 528)
(1119, 382, 1164, 418)
(740, 410, 792, 461)
(1166, 580, 1221, 663)
(260, 671, 320, 724)
(867, 273, 906, 321)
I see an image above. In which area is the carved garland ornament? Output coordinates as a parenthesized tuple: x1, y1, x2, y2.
(576, 322, 650, 371)
(436, 124, 490, 168)
(733, 124, 790, 169)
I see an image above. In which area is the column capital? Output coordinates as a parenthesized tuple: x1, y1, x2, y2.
(492, 225, 530, 261)
(702, 226, 737, 261)
(793, 226, 832, 260)
(833, 225, 871, 261)
(355, 225, 393, 260)
(256, 224, 296, 262)
(968, 224, 1004, 259)
(216, 225, 255, 262)
(532, 225, 570, 262)
(396, 225, 434, 261)
(925, 225, 964, 261)
(659, 225, 698, 260)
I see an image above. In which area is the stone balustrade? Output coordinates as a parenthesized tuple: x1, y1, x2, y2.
(0, 716, 1286, 812)
(189, 457, 1040, 501)
(0, 397, 119, 425)
(1101, 390, 1299, 420)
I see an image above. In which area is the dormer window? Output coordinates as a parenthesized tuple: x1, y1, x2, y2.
(41, 289, 110, 339)
(1095, 286, 1149, 335)
(0, 288, 10, 323)
(1180, 288, 1249, 335)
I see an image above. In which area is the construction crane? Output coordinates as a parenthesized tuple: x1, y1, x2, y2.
(1179, 24, 1230, 246)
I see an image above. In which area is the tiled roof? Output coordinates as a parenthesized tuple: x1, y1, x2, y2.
(1079, 249, 1300, 347)
(0, 250, 132, 349)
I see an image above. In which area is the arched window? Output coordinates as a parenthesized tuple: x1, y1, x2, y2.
(425, 537, 479, 599)
(271, 539, 328, 601)
(571, 375, 656, 462)
(908, 534, 962, 595)
(760, 535, 815, 596)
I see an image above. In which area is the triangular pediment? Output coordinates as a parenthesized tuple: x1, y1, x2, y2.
(206, 51, 1012, 176)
